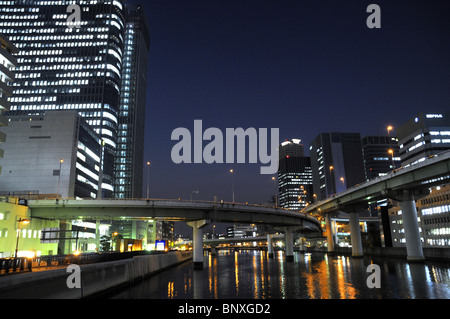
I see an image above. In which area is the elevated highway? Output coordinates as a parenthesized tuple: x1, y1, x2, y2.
(27, 198, 322, 268)
(303, 150, 450, 261)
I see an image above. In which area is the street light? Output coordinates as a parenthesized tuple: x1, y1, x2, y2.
(329, 165, 336, 195)
(230, 169, 235, 202)
(56, 159, 63, 198)
(15, 218, 30, 258)
(146, 161, 151, 199)
(272, 176, 277, 208)
(387, 125, 395, 170)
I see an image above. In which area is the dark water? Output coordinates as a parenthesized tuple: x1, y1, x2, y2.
(110, 250, 450, 299)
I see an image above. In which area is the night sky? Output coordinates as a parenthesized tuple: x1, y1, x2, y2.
(132, 0, 449, 235)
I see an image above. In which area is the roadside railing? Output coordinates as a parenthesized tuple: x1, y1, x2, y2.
(0, 250, 168, 276)
(0, 257, 32, 275)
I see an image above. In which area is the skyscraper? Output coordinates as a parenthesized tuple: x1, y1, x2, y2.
(115, 4, 149, 199)
(362, 135, 401, 180)
(0, 1, 149, 198)
(397, 112, 450, 167)
(278, 139, 313, 210)
(0, 33, 17, 175)
(309, 133, 365, 200)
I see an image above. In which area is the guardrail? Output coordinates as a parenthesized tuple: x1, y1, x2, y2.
(0, 257, 32, 275)
(0, 251, 167, 276)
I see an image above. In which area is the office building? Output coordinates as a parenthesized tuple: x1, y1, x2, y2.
(309, 133, 366, 200)
(397, 112, 450, 167)
(115, 4, 149, 199)
(362, 135, 401, 180)
(0, 111, 108, 199)
(0, 197, 59, 258)
(278, 139, 313, 210)
(227, 224, 258, 238)
(0, 1, 149, 198)
(0, 33, 17, 175)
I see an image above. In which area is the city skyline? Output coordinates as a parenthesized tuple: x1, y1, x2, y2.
(141, 0, 450, 206)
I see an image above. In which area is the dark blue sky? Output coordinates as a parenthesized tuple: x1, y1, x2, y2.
(137, 0, 450, 214)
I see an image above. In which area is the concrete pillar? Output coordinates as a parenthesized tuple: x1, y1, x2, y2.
(267, 234, 274, 258)
(399, 191, 424, 261)
(349, 213, 363, 257)
(284, 230, 294, 262)
(325, 213, 335, 253)
(299, 237, 306, 253)
(186, 219, 210, 269)
(95, 220, 100, 252)
(210, 245, 217, 256)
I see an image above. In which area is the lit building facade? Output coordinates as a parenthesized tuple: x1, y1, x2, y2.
(227, 224, 258, 238)
(0, 111, 106, 199)
(278, 139, 313, 210)
(397, 112, 450, 167)
(362, 135, 401, 180)
(115, 4, 149, 199)
(0, 1, 149, 198)
(0, 33, 17, 175)
(309, 133, 366, 200)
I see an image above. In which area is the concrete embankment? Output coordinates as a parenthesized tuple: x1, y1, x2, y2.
(0, 251, 192, 299)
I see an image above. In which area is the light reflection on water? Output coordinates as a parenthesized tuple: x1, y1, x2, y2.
(110, 250, 450, 299)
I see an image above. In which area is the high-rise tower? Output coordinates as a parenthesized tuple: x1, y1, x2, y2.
(115, 4, 149, 199)
(278, 139, 313, 210)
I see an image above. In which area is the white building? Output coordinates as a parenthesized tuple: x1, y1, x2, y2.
(0, 111, 108, 199)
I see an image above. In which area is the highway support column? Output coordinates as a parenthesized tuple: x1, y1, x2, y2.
(267, 234, 274, 258)
(386, 189, 426, 261)
(325, 213, 335, 254)
(187, 219, 210, 269)
(398, 190, 424, 261)
(284, 228, 294, 262)
(349, 212, 363, 258)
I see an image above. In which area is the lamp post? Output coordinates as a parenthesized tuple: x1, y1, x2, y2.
(56, 159, 63, 198)
(272, 176, 277, 208)
(387, 125, 394, 170)
(146, 161, 151, 199)
(340, 177, 345, 190)
(15, 218, 30, 258)
(230, 169, 235, 202)
(329, 165, 336, 195)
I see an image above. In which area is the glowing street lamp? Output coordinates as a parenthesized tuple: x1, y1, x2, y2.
(56, 159, 63, 198)
(146, 161, 151, 199)
(340, 177, 345, 189)
(230, 169, 235, 202)
(329, 165, 336, 195)
(272, 176, 277, 208)
(15, 218, 30, 258)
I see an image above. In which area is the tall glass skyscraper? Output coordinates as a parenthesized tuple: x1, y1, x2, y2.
(115, 4, 149, 199)
(0, 0, 149, 198)
(278, 139, 313, 211)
